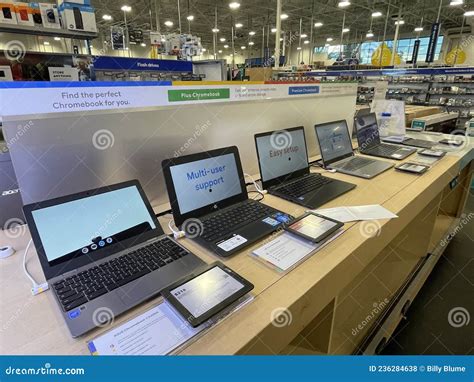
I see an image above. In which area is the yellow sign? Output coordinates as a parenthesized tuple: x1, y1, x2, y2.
(445, 48, 466, 65)
(371, 43, 401, 66)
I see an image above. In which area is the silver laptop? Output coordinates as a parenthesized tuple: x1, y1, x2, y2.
(314, 120, 394, 179)
(23, 180, 205, 337)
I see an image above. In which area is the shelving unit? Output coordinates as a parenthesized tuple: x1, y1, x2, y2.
(0, 23, 98, 39)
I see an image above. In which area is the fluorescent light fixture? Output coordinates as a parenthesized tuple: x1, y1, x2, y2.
(121, 5, 131, 12)
(395, 20, 405, 25)
(366, 31, 374, 38)
(300, 33, 308, 38)
(371, 11, 382, 17)
(241, 46, 246, 49)
(280, 37, 283, 41)
(464, 10, 474, 16)
(249, 31, 256, 36)
(229, 2, 240, 10)
(296, 46, 302, 50)
(450, 0, 463, 5)
(54, 36, 61, 41)
(414, 26, 424, 32)
(342, 28, 350, 33)
(303, 40, 310, 44)
(338, 1, 351, 8)
(271, 27, 277, 33)
(224, 44, 229, 48)
(102, 14, 112, 20)
(202, 48, 207, 52)
(314, 22, 323, 27)
(235, 23, 243, 28)
(326, 37, 333, 42)
(220, 37, 226, 42)
(212, 28, 220, 33)
(164, 20, 173, 27)
(280, 13, 288, 20)
(218, 49, 222, 53)
(186, 15, 194, 21)
(140, 43, 146, 47)
(43, 41, 50, 45)
(248, 41, 255, 45)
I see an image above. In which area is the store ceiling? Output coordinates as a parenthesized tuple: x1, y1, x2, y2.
(91, 0, 474, 51)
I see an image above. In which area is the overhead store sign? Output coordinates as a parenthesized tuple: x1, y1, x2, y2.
(425, 23, 440, 63)
(92, 56, 193, 72)
(0, 82, 356, 117)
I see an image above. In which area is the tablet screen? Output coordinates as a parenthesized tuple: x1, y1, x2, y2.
(401, 163, 426, 172)
(170, 266, 245, 318)
(288, 214, 338, 240)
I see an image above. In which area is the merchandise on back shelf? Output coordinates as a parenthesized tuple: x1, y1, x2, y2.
(57, 0, 91, 5)
(0, 0, 16, 25)
(38, 2, 60, 29)
(14, 2, 35, 26)
(58, 2, 96, 32)
(28, 2, 42, 26)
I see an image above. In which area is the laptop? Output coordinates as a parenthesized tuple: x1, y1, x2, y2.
(162, 146, 293, 258)
(314, 120, 394, 179)
(354, 113, 416, 160)
(382, 135, 436, 149)
(23, 180, 205, 337)
(254, 127, 356, 209)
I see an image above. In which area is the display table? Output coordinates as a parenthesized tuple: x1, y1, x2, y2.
(1, 132, 472, 355)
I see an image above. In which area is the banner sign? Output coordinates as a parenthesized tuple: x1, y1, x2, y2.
(92, 56, 193, 72)
(408, 39, 420, 65)
(426, 23, 440, 63)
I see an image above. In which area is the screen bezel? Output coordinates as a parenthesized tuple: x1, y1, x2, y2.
(161, 262, 254, 327)
(283, 211, 343, 243)
(23, 179, 163, 281)
(161, 146, 248, 227)
(354, 112, 381, 151)
(314, 120, 354, 167)
(254, 126, 310, 190)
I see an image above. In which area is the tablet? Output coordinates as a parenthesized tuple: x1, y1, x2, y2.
(418, 149, 446, 158)
(438, 139, 463, 147)
(283, 212, 343, 243)
(395, 162, 429, 174)
(161, 262, 254, 327)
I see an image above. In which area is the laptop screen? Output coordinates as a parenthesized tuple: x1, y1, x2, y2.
(315, 120, 353, 165)
(255, 128, 309, 187)
(169, 153, 243, 215)
(30, 185, 157, 265)
(355, 113, 381, 150)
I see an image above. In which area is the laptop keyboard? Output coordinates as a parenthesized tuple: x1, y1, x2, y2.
(339, 157, 374, 171)
(52, 236, 189, 311)
(200, 201, 275, 242)
(273, 174, 333, 198)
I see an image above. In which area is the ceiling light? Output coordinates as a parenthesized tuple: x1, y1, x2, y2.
(326, 37, 333, 42)
(450, 0, 463, 5)
(212, 28, 220, 33)
(229, 2, 240, 10)
(342, 28, 350, 33)
(249, 31, 256, 36)
(338, 1, 351, 7)
(102, 14, 112, 20)
(371, 11, 382, 17)
(241, 46, 246, 49)
(218, 49, 222, 53)
(235, 23, 243, 28)
(366, 31, 374, 38)
(395, 20, 405, 25)
(224, 44, 229, 48)
(304, 40, 310, 44)
(248, 41, 254, 45)
(90, 45, 93, 48)
(202, 48, 207, 52)
(464, 10, 474, 16)
(186, 15, 194, 21)
(414, 26, 423, 32)
(314, 22, 323, 27)
(161, 38, 166, 42)
(141, 43, 146, 47)
(300, 33, 308, 38)
(54, 36, 61, 41)
(280, 37, 283, 41)
(43, 41, 50, 45)
(280, 13, 288, 20)
(296, 46, 302, 50)
(121, 5, 131, 12)
(164, 20, 174, 27)
(220, 37, 226, 42)
(271, 27, 277, 33)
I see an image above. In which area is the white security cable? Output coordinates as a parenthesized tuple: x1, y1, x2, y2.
(23, 239, 49, 295)
(168, 219, 185, 239)
(244, 173, 266, 194)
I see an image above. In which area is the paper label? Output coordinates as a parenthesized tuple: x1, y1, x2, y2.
(217, 235, 248, 252)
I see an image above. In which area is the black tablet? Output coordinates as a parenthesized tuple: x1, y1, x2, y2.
(438, 139, 463, 147)
(283, 212, 343, 243)
(418, 149, 446, 158)
(161, 262, 254, 327)
(395, 162, 429, 174)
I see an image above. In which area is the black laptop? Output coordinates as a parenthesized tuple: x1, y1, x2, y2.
(162, 146, 293, 258)
(254, 127, 356, 209)
(23, 180, 205, 337)
(354, 113, 416, 160)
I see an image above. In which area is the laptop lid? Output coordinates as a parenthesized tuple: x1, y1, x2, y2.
(162, 146, 248, 227)
(254, 127, 310, 190)
(23, 180, 163, 281)
(314, 120, 354, 167)
(354, 112, 381, 151)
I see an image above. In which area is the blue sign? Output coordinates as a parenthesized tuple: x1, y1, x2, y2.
(298, 67, 474, 77)
(92, 56, 193, 72)
(289, 86, 320, 95)
(0, 81, 172, 89)
(426, 23, 440, 63)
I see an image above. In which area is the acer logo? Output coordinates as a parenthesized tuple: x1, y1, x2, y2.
(1, 189, 19, 197)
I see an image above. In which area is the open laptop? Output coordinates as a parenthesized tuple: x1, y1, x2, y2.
(314, 120, 394, 179)
(23, 180, 205, 337)
(162, 146, 293, 258)
(254, 127, 356, 209)
(354, 113, 416, 160)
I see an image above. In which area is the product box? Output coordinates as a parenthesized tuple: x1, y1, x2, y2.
(14, 2, 34, 26)
(57, 0, 91, 5)
(0, 1, 17, 25)
(58, 2, 96, 32)
(38, 2, 59, 28)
